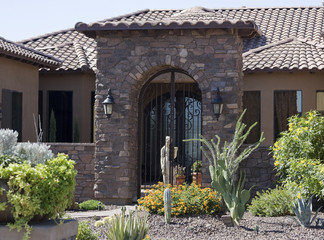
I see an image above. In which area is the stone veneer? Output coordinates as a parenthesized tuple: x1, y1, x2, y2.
(240, 146, 277, 196)
(94, 28, 245, 204)
(49, 143, 95, 202)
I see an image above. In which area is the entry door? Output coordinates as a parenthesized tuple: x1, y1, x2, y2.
(140, 70, 201, 187)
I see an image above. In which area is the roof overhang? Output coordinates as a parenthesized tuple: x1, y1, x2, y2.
(75, 19, 262, 39)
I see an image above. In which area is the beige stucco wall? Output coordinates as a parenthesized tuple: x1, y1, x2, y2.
(0, 57, 39, 142)
(243, 71, 324, 145)
(39, 72, 95, 142)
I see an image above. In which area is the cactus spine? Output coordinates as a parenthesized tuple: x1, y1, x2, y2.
(164, 188, 171, 224)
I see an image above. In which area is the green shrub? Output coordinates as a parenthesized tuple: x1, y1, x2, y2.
(272, 111, 324, 198)
(79, 200, 104, 211)
(0, 153, 77, 228)
(77, 221, 98, 240)
(138, 182, 222, 216)
(248, 186, 294, 217)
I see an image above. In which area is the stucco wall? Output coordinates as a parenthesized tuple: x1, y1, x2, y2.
(243, 71, 324, 145)
(0, 57, 39, 142)
(94, 28, 244, 204)
(39, 72, 95, 142)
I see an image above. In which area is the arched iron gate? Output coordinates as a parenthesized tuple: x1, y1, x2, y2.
(139, 69, 202, 189)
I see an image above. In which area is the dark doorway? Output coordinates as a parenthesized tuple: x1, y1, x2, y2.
(48, 91, 73, 142)
(139, 70, 202, 187)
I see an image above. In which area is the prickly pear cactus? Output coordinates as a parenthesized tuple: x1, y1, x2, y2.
(164, 188, 171, 224)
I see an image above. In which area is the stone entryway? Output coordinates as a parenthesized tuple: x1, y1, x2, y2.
(76, 6, 260, 203)
(139, 69, 202, 187)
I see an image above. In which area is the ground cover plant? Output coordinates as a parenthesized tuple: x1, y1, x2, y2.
(272, 110, 324, 199)
(79, 199, 104, 211)
(138, 182, 222, 216)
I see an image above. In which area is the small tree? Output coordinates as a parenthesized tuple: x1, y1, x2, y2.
(272, 110, 324, 198)
(49, 109, 57, 142)
(184, 109, 264, 225)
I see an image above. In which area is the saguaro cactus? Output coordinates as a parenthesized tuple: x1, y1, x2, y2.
(164, 188, 171, 224)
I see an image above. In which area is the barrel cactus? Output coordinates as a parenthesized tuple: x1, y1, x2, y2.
(164, 188, 171, 224)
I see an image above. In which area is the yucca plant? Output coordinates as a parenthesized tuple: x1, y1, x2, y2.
(106, 206, 149, 240)
(291, 195, 322, 228)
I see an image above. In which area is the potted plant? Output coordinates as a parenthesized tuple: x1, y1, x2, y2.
(174, 165, 185, 185)
(191, 160, 202, 185)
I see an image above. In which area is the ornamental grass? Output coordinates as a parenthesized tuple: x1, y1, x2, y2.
(138, 182, 222, 216)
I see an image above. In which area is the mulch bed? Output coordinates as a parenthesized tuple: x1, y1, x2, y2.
(77, 211, 324, 240)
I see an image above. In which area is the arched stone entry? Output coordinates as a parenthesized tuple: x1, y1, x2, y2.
(139, 69, 202, 188)
(85, 25, 248, 204)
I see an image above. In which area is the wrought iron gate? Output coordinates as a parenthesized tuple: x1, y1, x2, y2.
(139, 70, 202, 187)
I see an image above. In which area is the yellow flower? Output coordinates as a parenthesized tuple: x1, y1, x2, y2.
(274, 160, 279, 166)
(297, 193, 301, 199)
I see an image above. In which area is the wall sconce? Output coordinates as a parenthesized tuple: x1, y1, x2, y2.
(102, 88, 114, 118)
(212, 88, 223, 121)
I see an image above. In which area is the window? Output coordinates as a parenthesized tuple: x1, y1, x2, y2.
(242, 91, 261, 143)
(274, 90, 302, 140)
(2, 89, 23, 141)
(48, 91, 73, 142)
(316, 91, 324, 114)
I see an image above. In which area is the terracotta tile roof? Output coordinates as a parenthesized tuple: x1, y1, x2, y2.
(243, 38, 324, 72)
(21, 30, 96, 72)
(75, 7, 262, 38)
(0, 37, 61, 69)
(21, 6, 324, 72)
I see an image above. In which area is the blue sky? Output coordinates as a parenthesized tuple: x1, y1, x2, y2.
(1, 0, 323, 41)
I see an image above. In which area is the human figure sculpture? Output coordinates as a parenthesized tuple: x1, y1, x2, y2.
(160, 136, 178, 185)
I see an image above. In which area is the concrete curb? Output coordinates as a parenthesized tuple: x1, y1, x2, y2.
(66, 205, 137, 218)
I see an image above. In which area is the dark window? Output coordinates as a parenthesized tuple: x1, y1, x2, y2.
(48, 91, 73, 142)
(2, 89, 22, 141)
(274, 90, 302, 140)
(242, 91, 261, 143)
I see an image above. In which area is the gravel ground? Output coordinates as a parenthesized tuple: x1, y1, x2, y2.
(78, 211, 324, 240)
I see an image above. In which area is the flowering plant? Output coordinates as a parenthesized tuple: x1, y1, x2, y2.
(271, 111, 324, 198)
(138, 182, 222, 216)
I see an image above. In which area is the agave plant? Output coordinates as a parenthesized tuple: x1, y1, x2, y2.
(291, 195, 322, 228)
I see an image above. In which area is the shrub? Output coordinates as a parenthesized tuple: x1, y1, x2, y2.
(97, 206, 148, 240)
(138, 182, 222, 216)
(16, 142, 53, 165)
(272, 111, 324, 198)
(0, 129, 18, 156)
(77, 220, 98, 240)
(79, 200, 104, 211)
(0, 153, 77, 228)
(248, 186, 294, 217)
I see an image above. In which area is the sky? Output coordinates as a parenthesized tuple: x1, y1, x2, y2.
(1, 0, 323, 41)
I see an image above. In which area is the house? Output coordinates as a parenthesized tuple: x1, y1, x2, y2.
(19, 6, 324, 203)
(0, 37, 60, 142)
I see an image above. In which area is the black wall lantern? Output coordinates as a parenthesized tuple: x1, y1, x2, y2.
(212, 88, 223, 121)
(102, 88, 114, 118)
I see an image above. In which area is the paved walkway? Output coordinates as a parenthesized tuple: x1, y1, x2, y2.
(66, 205, 137, 218)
